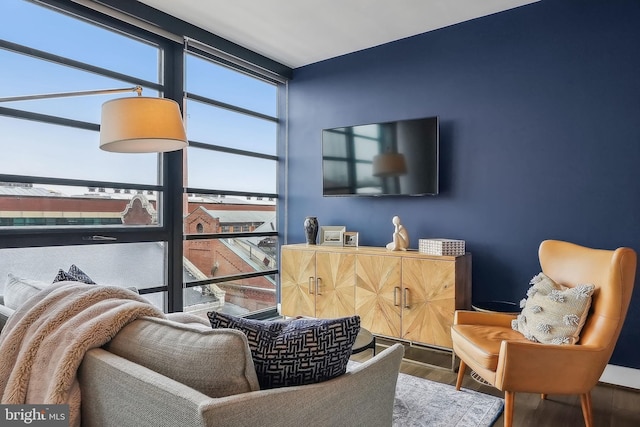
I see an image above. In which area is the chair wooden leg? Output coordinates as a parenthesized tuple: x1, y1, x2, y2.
(541, 394, 547, 400)
(504, 391, 515, 427)
(580, 392, 593, 427)
(455, 360, 466, 390)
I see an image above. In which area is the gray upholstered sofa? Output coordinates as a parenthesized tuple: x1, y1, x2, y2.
(0, 299, 404, 427)
(0, 296, 12, 331)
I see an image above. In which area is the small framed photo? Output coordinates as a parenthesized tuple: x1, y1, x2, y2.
(320, 226, 346, 246)
(343, 231, 359, 247)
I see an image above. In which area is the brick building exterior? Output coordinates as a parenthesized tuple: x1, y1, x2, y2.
(184, 207, 277, 312)
(1, 184, 276, 313)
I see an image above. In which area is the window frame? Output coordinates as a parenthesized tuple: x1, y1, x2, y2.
(0, 1, 182, 307)
(0, 0, 290, 317)
(182, 47, 280, 318)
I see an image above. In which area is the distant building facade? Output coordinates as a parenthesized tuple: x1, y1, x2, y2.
(184, 207, 277, 312)
(0, 183, 276, 313)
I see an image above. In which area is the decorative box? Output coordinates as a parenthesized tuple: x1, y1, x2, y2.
(418, 238, 466, 256)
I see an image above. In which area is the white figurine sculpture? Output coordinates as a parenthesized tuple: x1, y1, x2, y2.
(386, 215, 409, 251)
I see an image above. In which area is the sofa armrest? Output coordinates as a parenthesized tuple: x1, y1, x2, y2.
(166, 312, 211, 328)
(198, 343, 405, 427)
(81, 343, 404, 427)
(79, 348, 213, 427)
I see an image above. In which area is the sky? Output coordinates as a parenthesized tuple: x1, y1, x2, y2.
(0, 0, 278, 195)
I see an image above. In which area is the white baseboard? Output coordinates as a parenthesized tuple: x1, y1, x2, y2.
(600, 364, 640, 389)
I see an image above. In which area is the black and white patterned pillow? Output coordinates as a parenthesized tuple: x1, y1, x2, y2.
(207, 311, 360, 389)
(53, 264, 96, 284)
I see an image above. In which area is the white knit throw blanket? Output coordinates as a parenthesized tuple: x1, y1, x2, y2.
(0, 281, 164, 427)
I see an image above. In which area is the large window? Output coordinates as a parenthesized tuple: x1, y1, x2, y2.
(0, 0, 171, 310)
(0, 0, 287, 316)
(182, 50, 280, 318)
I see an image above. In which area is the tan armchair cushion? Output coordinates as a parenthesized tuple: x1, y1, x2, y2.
(452, 324, 525, 371)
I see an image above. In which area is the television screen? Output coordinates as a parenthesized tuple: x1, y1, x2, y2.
(322, 116, 439, 196)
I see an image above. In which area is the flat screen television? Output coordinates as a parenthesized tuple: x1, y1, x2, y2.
(322, 116, 439, 196)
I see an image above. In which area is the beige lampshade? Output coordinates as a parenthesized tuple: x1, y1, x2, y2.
(100, 97, 187, 153)
(372, 152, 407, 177)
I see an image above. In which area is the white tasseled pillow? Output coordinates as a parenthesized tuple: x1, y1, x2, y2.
(512, 272, 595, 345)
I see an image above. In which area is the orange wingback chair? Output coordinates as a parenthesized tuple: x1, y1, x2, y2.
(451, 240, 637, 427)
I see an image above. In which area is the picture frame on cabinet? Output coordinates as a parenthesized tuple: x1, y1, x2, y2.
(343, 231, 359, 247)
(319, 226, 345, 246)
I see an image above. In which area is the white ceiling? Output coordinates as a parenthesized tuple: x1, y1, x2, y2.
(136, 0, 539, 68)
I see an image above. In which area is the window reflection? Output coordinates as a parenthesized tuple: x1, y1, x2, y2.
(322, 117, 438, 196)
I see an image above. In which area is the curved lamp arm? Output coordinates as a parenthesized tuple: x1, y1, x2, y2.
(0, 86, 142, 103)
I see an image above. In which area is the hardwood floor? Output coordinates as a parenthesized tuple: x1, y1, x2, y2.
(351, 338, 640, 427)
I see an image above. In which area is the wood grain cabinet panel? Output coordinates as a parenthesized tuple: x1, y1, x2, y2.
(402, 258, 456, 348)
(315, 251, 356, 318)
(280, 246, 355, 318)
(280, 247, 316, 317)
(280, 244, 471, 350)
(355, 254, 402, 338)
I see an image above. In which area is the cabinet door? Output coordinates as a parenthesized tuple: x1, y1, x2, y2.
(356, 254, 401, 337)
(315, 252, 355, 318)
(402, 258, 456, 348)
(280, 247, 316, 317)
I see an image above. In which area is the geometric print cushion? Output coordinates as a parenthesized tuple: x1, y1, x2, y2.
(53, 264, 96, 284)
(68, 264, 97, 284)
(207, 311, 360, 389)
(512, 272, 595, 345)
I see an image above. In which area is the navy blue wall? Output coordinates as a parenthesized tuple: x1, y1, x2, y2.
(281, 0, 640, 368)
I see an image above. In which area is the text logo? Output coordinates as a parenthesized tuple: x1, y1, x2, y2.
(1, 405, 68, 426)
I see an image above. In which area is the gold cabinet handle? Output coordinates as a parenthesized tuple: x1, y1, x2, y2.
(308, 277, 314, 294)
(316, 277, 322, 295)
(403, 288, 410, 309)
(394, 287, 400, 306)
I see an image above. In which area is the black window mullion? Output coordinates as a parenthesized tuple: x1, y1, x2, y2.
(0, 40, 162, 92)
(138, 286, 168, 295)
(0, 227, 169, 250)
(185, 187, 278, 200)
(0, 106, 100, 132)
(185, 231, 278, 241)
(187, 141, 278, 161)
(0, 174, 163, 193)
(186, 92, 277, 123)
(161, 39, 185, 313)
(185, 270, 278, 289)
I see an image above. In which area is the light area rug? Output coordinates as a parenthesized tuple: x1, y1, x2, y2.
(348, 361, 504, 427)
(392, 371, 504, 427)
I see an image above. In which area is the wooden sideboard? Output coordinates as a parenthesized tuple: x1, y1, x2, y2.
(280, 244, 471, 350)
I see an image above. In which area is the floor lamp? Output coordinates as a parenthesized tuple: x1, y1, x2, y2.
(0, 86, 187, 153)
